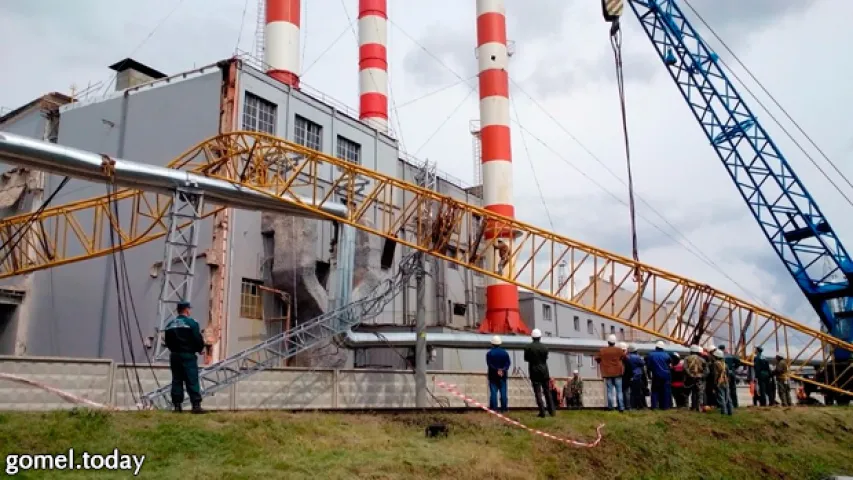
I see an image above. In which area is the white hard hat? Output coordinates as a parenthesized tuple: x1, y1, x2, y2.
(655, 341, 665, 349)
(491, 335, 502, 346)
(607, 334, 617, 344)
(690, 345, 702, 353)
(573, 370, 579, 375)
(531, 329, 542, 339)
(707, 344, 717, 352)
(713, 349, 724, 359)
(618, 341, 628, 350)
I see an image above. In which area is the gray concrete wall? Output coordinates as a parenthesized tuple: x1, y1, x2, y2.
(3, 67, 223, 360)
(0, 355, 612, 411)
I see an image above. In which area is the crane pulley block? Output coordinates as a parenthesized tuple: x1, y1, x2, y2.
(602, 0, 624, 23)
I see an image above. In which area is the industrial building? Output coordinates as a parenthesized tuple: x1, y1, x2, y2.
(0, 54, 652, 380)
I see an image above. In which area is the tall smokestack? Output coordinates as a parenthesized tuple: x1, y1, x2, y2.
(265, 0, 300, 88)
(358, 0, 389, 133)
(475, 0, 528, 335)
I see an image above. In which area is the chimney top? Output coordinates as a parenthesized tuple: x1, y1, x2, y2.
(108, 58, 167, 91)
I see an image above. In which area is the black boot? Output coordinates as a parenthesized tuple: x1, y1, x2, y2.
(191, 403, 207, 414)
(172, 399, 183, 413)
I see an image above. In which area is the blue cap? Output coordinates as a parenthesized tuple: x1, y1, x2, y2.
(177, 301, 191, 310)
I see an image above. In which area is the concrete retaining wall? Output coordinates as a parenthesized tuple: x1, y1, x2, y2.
(0, 355, 610, 411)
(2, 356, 755, 411)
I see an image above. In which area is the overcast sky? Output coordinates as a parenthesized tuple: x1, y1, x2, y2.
(2, 0, 852, 331)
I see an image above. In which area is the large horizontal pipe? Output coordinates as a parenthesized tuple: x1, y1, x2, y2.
(343, 331, 823, 367)
(0, 132, 347, 219)
(344, 331, 691, 355)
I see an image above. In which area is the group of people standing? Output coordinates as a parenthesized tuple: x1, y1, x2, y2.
(485, 329, 794, 416)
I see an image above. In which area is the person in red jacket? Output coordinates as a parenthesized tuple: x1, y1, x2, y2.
(670, 353, 688, 408)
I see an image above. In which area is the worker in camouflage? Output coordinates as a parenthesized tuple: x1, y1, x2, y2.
(684, 345, 707, 412)
(719, 344, 742, 408)
(712, 350, 733, 415)
(753, 346, 772, 406)
(164, 301, 206, 414)
(567, 370, 583, 408)
(774, 354, 793, 407)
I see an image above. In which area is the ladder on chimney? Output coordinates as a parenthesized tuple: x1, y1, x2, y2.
(141, 252, 421, 409)
(254, 0, 266, 61)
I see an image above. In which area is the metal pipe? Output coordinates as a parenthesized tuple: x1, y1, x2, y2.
(0, 132, 348, 220)
(343, 331, 824, 367)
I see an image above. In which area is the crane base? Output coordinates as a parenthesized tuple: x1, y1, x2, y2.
(478, 309, 530, 335)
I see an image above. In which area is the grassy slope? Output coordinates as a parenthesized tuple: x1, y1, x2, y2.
(0, 408, 852, 479)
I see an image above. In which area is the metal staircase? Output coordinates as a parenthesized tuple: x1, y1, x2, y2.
(142, 252, 420, 409)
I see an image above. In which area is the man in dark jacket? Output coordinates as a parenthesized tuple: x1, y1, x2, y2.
(524, 329, 555, 417)
(753, 346, 772, 406)
(486, 335, 511, 412)
(626, 345, 647, 409)
(165, 301, 206, 414)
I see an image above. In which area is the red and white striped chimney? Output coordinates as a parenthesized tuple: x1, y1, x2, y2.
(265, 0, 300, 88)
(357, 0, 389, 133)
(476, 0, 529, 335)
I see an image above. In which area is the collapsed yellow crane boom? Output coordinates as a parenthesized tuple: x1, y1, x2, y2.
(2, 131, 852, 396)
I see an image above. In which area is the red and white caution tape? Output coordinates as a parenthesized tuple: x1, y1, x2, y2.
(0, 372, 115, 410)
(435, 381, 604, 448)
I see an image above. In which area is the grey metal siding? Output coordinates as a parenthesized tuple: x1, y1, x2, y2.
(17, 70, 223, 360)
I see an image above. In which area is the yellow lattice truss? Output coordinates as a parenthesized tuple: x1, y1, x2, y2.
(1, 131, 852, 396)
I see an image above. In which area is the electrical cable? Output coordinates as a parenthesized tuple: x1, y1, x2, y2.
(100, 0, 188, 97)
(610, 26, 641, 281)
(411, 88, 475, 157)
(234, 0, 251, 53)
(509, 91, 554, 231)
(0, 176, 70, 267)
(683, 0, 853, 206)
(302, 23, 354, 75)
(395, 75, 478, 109)
(104, 181, 141, 406)
(382, 18, 763, 308)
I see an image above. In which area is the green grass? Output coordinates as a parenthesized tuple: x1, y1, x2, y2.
(0, 407, 851, 479)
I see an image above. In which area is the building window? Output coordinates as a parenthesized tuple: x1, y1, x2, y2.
(600, 323, 605, 339)
(610, 325, 616, 335)
(242, 93, 276, 134)
(240, 278, 264, 319)
(337, 135, 361, 165)
(576, 354, 583, 366)
(573, 315, 580, 331)
(587, 319, 593, 334)
(542, 304, 552, 322)
(294, 115, 322, 150)
(620, 328, 625, 340)
(589, 355, 595, 367)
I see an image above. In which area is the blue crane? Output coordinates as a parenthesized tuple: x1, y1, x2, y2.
(604, 0, 853, 360)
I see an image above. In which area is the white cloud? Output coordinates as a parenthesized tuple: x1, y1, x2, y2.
(2, 0, 852, 333)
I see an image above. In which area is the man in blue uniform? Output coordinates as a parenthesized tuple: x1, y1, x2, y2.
(164, 301, 206, 414)
(486, 335, 511, 412)
(646, 341, 673, 410)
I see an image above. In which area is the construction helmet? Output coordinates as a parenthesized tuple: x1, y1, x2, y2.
(607, 334, 617, 344)
(713, 349, 724, 359)
(573, 369, 579, 375)
(655, 340, 665, 349)
(690, 344, 702, 353)
(618, 341, 628, 351)
(707, 344, 717, 353)
(491, 335, 502, 346)
(531, 329, 542, 339)
(628, 344, 638, 353)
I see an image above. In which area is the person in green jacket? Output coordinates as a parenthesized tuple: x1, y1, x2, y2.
(753, 346, 772, 407)
(164, 301, 206, 414)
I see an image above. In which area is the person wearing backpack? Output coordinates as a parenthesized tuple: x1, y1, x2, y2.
(712, 349, 733, 415)
(684, 345, 708, 412)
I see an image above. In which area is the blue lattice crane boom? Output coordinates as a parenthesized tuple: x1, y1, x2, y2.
(602, 0, 853, 363)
